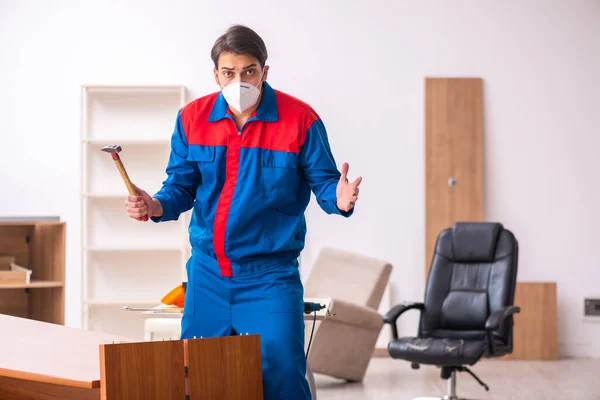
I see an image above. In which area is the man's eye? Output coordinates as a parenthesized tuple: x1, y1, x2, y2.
(246, 70, 255, 76)
(224, 71, 233, 78)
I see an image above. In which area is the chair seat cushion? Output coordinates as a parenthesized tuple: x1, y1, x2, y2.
(388, 337, 489, 366)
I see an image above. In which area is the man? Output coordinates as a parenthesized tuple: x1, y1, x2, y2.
(125, 24, 361, 400)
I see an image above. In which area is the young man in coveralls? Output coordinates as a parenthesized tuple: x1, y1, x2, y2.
(125, 25, 362, 399)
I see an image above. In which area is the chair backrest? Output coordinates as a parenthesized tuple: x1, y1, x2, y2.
(419, 222, 518, 346)
(303, 247, 392, 309)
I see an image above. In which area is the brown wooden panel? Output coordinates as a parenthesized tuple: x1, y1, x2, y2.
(0, 225, 33, 269)
(188, 335, 264, 400)
(0, 289, 29, 318)
(0, 375, 99, 400)
(29, 223, 66, 282)
(28, 223, 66, 324)
(425, 78, 483, 278)
(503, 282, 558, 360)
(29, 287, 64, 324)
(100, 340, 186, 400)
(0, 281, 64, 289)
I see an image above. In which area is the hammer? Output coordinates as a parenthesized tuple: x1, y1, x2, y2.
(101, 144, 148, 221)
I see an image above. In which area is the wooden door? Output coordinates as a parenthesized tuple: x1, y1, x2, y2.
(425, 78, 483, 278)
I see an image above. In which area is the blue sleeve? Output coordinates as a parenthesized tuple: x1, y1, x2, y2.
(299, 119, 353, 217)
(151, 110, 200, 222)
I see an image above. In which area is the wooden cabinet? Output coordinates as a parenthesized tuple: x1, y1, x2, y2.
(0, 221, 65, 324)
(425, 78, 484, 278)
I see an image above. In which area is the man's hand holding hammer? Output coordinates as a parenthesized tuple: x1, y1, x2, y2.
(125, 185, 163, 221)
(100, 144, 164, 222)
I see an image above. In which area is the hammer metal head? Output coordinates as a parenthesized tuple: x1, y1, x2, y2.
(101, 144, 122, 153)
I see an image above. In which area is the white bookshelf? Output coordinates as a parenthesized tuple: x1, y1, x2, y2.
(80, 85, 190, 341)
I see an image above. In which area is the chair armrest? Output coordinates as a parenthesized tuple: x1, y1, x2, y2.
(485, 306, 520, 356)
(383, 302, 424, 324)
(383, 302, 424, 340)
(485, 306, 521, 331)
(327, 299, 384, 331)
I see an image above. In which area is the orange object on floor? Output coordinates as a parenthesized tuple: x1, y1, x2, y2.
(161, 284, 185, 308)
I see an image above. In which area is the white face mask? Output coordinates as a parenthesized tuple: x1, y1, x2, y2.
(219, 73, 264, 114)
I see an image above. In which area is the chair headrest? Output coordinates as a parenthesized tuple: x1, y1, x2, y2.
(451, 222, 503, 262)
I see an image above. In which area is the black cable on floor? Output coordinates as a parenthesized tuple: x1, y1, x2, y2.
(305, 310, 317, 359)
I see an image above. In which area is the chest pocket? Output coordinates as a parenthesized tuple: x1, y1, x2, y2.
(187, 145, 216, 185)
(260, 150, 300, 200)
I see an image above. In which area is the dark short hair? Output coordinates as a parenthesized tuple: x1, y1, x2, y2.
(211, 25, 268, 69)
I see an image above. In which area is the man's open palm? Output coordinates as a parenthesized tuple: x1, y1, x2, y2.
(336, 162, 362, 213)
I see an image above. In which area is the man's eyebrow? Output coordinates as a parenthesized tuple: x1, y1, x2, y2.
(220, 64, 257, 70)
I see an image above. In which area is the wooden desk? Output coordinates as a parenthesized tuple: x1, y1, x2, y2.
(0, 314, 134, 399)
(0, 313, 264, 399)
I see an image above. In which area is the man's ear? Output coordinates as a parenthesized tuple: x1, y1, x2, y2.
(213, 68, 221, 87)
(262, 65, 270, 82)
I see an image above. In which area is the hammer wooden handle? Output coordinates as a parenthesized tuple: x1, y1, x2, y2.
(112, 157, 149, 221)
(113, 158, 137, 195)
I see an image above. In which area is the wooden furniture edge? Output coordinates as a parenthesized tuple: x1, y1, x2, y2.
(0, 367, 99, 389)
(99, 343, 107, 397)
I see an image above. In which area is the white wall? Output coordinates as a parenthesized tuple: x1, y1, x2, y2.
(1, 0, 599, 357)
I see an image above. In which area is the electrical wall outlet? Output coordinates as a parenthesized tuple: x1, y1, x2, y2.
(584, 299, 600, 317)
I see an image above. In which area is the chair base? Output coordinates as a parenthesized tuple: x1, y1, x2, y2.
(412, 367, 488, 400)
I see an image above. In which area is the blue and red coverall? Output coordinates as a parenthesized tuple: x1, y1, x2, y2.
(151, 82, 352, 399)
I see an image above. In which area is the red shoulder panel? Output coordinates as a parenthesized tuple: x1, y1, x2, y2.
(241, 90, 320, 153)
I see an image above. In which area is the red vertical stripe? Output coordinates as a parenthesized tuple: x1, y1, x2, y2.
(213, 130, 241, 277)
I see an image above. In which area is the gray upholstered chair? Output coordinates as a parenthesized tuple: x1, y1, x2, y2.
(303, 247, 393, 382)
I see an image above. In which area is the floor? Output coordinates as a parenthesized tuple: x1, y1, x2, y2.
(314, 357, 600, 400)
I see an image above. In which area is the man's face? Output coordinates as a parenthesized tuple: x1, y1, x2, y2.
(213, 52, 269, 88)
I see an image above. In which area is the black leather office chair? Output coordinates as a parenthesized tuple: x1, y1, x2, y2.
(384, 222, 520, 400)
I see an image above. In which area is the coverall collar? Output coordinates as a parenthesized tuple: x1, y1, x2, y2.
(208, 81, 278, 123)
